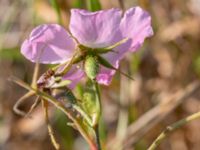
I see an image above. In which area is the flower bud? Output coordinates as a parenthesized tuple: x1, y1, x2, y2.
(84, 55, 99, 80)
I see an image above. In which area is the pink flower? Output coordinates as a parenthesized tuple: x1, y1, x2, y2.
(21, 7, 153, 86)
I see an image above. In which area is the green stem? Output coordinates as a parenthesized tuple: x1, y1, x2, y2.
(93, 80, 102, 125)
(148, 111, 200, 150)
(10, 77, 96, 149)
(72, 104, 93, 126)
(93, 80, 102, 150)
(94, 125, 101, 150)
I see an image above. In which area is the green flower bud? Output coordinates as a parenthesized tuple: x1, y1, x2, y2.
(84, 55, 99, 80)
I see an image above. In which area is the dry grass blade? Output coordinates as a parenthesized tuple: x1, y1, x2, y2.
(13, 91, 35, 116)
(13, 55, 41, 117)
(42, 100, 60, 150)
(122, 81, 200, 149)
(148, 110, 200, 150)
(25, 96, 41, 118)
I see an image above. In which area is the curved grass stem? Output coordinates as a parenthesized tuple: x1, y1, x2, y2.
(42, 100, 60, 150)
(148, 111, 200, 150)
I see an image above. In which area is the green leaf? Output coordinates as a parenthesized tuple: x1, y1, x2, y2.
(84, 55, 99, 80)
(86, 0, 101, 12)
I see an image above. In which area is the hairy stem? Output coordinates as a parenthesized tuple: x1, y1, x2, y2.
(148, 111, 200, 150)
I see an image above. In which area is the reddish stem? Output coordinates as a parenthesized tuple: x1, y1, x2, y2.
(90, 145, 98, 150)
(89, 138, 99, 150)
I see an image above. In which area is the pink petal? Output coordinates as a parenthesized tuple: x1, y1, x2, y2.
(62, 65, 85, 89)
(120, 7, 153, 52)
(96, 66, 117, 85)
(70, 8, 122, 48)
(21, 24, 76, 64)
(95, 7, 153, 85)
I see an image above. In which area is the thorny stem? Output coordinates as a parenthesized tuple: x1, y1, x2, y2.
(147, 111, 200, 150)
(10, 77, 97, 149)
(93, 80, 102, 150)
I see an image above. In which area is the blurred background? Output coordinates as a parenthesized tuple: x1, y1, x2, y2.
(0, 0, 200, 150)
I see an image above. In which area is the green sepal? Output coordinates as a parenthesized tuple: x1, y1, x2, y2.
(78, 44, 92, 52)
(51, 79, 72, 89)
(94, 38, 129, 54)
(54, 76, 62, 82)
(94, 48, 117, 54)
(84, 55, 99, 80)
(78, 38, 128, 55)
(52, 52, 85, 76)
(97, 55, 116, 70)
(97, 55, 134, 80)
(72, 52, 86, 64)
